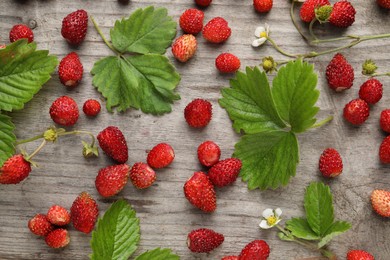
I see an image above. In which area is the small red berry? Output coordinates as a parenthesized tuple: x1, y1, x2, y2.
(28, 214, 54, 236)
(61, 10, 88, 45)
(202, 17, 231, 44)
(347, 249, 375, 260)
(380, 109, 390, 133)
(299, 0, 330, 23)
(208, 158, 242, 187)
(58, 52, 84, 88)
(95, 164, 130, 197)
(187, 228, 224, 253)
(253, 0, 273, 13)
(184, 99, 212, 128)
(184, 171, 216, 212)
(319, 148, 343, 178)
(45, 229, 70, 248)
(97, 126, 128, 164)
(197, 141, 221, 167)
(47, 205, 71, 226)
(9, 24, 34, 43)
(179, 9, 204, 35)
(70, 192, 99, 234)
(130, 162, 156, 189)
(326, 53, 354, 92)
(195, 0, 212, 7)
(379, 136, 390, 164)
(147, 143, 175, 169)
(239, 240, 270, 260)
(377, 0, 390, 9)
(0, 154, 31, 184)
(329, 0, 356, 28)
(358, 78, 383, 105)
(221, 256, 239, 260)
(83, 99, 101, 117)
(215, 53, 241, 73)
(343, 99, 369, 125)
(49, 96, 79, 126)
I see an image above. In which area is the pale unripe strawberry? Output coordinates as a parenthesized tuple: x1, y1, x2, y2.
(171, 34, 197, 62)
(371, 189, 390, 218)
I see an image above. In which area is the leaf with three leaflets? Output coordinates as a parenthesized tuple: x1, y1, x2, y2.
(285, 217, 320, 240)
(0, 114, 16, 166)
(135, 248, 179, 260)
(317, 221, 351, 248)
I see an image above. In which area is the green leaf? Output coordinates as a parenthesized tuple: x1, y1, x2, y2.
(0, 40, 58, 112)
(111, 7, 177, 54)
(285, 217, 320, 240)
(91, 54, 180, 114)
(90, 199, 140, 260)
(272, 59, 319, 133)
(0, 114, 16, 166)
(304, 182, 334, 236)
(219, 66, 286, 134)
(234, 130, 299, 190)
(135, 248, 180, 260)
(318, 221, 351, 248)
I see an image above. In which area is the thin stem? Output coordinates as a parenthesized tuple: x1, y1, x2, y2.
(312, 35, 356, 44)
(371, 71, 390, 77)
(310, 116, 333, 129)
(309, 19, 318, 41)
(290, 0, 310, 42)
(90, 15, 119, 55)
(26, 139, 46, 160)
(267, 37, 300, 58)
(16, 134, 44, 145)
(58, 130, 96, 146)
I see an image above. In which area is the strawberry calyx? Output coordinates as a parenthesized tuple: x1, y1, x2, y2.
(315, 5, 332, 23)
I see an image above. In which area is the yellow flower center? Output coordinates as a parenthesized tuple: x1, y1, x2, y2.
(260, 31, 267, 38)
(266, 216, 277, 226)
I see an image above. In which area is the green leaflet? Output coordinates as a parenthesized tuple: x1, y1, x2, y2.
(135, 248, 180, 260)
(0, 114, 16, 166)
(317, 221, 351, 248)
(285, 217, 320, 240)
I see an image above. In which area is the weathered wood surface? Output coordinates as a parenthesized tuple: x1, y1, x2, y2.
(0, 0, 389, 259)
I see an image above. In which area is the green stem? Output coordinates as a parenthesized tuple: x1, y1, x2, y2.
(90, 15, 119, 55)
(26, 139, 46, 160)
(57, 130, 96, 146)
(16, 134, 44, 145)
(266, 37, 299, 58)
(308, 19, 318, 41)
(290, 0, 310, 42)
(371, 71, 390, 77)
(312, 35, 357, 44)
(310, 116, 333, 129)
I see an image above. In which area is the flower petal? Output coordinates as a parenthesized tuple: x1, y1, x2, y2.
(259, 220, 272, 229)
(262, 208, 274, 218)
(252, 38, 266, 47)
(275, 208, 282, 217)
(255, 26, 266, 37)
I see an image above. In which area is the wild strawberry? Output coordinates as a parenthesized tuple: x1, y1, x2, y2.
(221, 256, 239, 260)
(253, 0, 273, 13)
(215, 53, 241, 73)
(239, 240, 270, 260)
(147, 143, 175, 169)
(83, 99, 101, 116)
(49, 96, 79, 126)
(299, 0, 330, 23)
(9, 24, 34, 43)
(347, 250, 375, 260)
(329, 0, 356, 28)
(195, 0, 212, 7)
(326, 53, 354, 92)
(377, 0, 390, 8)
(97, 126, 128, 163)
(0, 154, 31, 184)
(319, 148, 343, 178)
(197, 141, 221, 167)
(61, 9, 88, 45)
(0, 44, 6, 49)
(379, 136, 390, 164)
(28, 214, 54, 236)
(95, 164, 130, 197)
(70, 192, 99, 233)
(58, 52, 83, 88)
(202, 17, 231, 43)
(184, 99, 212, 128)
(343, 99, 369, 125)
(371, 189, 390, 217)
(130, 162, 156, 189)
(45, 229, 70, 248)
(187, 228, 224, 253)
(380, 109, 390, 133)
(171, 34, 197, 62)
(358, 78, 383, 105)
(208, 158, 242, 187)
(47, 205, 71, 226)
(180, 9, 204, 34)
(184, 171, 216, 212)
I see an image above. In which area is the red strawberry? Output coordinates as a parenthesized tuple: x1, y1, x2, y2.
(83, 99, 101, 117)
(47, 205, 71, 226)
(319, 148, 343, 178)
(61, 9, 88, 45)
(171, 34, 197, 62)
(184, 99, 212, 128)
(380, 109, 390, 133)
(187, 228, 224, 253)
(28, 214, 54, 236)
(377, 0, 390, 8)
(195, 0, 212, 7)
(299, 0, 330, 23)
(253, 0, 273, 13)
(329, 0, 356, 28)
(97, 126, 128, 163)
(180, 9, 204, 34)
(95, 164, 130, 197)
(358, 78, 383, 105)
(147, 143, 175, 169)
(197, 141, 221, 167)
(184, 172, 216, 212)
(0, 154, 31, 184)
(239, 240, 270, 260)
(45, 229, 70, 248)
(326, 53, 354, 92)
(58, 52, 83, 88)
(347, 250, 375, 260)
(343, 99, 369, 125)
(215, 53, 241, 73)
(371, 189, 390, 217)
(222, 256, 239, 260)
(208, 158, 242, 187)
(202, 17, 231, 43)
(379, 136, 390, 164)
(49, 96, 79, 126)
(130, 162, 156, 189)
(70, 192, 99, 233)
(9, 24, 34, 43)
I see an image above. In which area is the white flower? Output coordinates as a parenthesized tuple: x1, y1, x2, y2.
(259, 208, 282, 229)
(252, 23, 270, 47)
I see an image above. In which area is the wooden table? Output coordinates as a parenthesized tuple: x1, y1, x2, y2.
(0, 0, 389, 259)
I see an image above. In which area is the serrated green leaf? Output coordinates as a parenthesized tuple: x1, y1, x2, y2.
(304, 182, 334, 236)
(318, 221, 351, 248)
(272, 59, 319, 133)
(285, 217, 320, 240)
(234, 130, 299, 190)
(0, 114, 16, 166)
(0, 40, 58, 112)
(111, 7, 177, 54)
(135, 248, 180, 260)
(219, 66, 286, 134)
(90, 199, 140, 260)
(91, 54, 180, 114)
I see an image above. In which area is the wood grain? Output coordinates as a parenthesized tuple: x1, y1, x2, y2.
(0, 0, 390, 259)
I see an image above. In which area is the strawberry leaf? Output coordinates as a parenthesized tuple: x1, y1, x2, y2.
(135, 248, 180, 260)
(90, 199, 140, 260)
(317, 221, 351, 248)
(285, 217, 320, 240)
(0, 39, 58, 112)
(0, 114, 16, 166)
